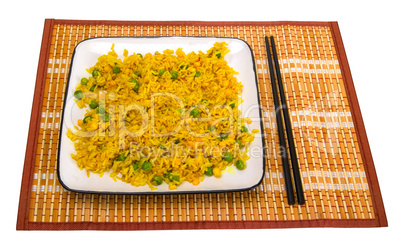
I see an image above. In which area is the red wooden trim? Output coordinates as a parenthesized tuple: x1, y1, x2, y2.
(16, 18, 55, 230)
(328, 21, 387, 227)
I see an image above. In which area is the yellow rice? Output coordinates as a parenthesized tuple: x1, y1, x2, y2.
(67, 42, 258, 190)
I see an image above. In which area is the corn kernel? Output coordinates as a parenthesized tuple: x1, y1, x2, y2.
(89, 121, 98, 130)
(103, 65, 111, 73)
(192, 178, 200, 186)
(144, 53, 152, 59)
(213, 167, 221, 178)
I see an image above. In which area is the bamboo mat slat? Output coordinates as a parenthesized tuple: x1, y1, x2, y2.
(17, 19, 387, 230)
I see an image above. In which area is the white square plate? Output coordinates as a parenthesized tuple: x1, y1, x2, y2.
(58, 37, 265, 194)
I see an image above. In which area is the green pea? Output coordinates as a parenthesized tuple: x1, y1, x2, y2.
(81, 77, 88, 85)
(159, 69, 165, 76)
(220, 133, 229, 139)
(208, 125, 216, 131)
(174, 139, 180, 144)
(116, 153, 127, 161)
(100, 113, 110, 122)
(134, 70, 141, 77)
(241, 126, 248, 133)
(216, 51, 222, 58)
(112, 66, 121, 73)
(170, 71, 178, 79)
(223, 152, 233, 162)
(92, 69, 99, 77)
(190, 108, 200, 118)
(164, 172, 179, 182)
(236, 160, 245, 170)
(89, 84, 96, 92)
(151, 175, 163, 186)
(195, 72, 201, 77)
(74, 90, 83, 100)
(141, 161, 153, 172)
(131, 161, 140, 170)
(89, 100, 98, 109)
(205, 167, 213, 176)
(236, 139, 245, 149)
(83, 116, 92, 124)
(229, 102, 235, 108)
(171, 174, 180, 182)
(130, 78, 139, 91)
(96, 106, 105, 114)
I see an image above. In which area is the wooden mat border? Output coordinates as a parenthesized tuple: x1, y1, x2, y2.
(16, 19, 387, 230)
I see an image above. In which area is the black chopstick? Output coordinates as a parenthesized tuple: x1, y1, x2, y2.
(265, 36, 305, 205)
(265, 36, 295, 205)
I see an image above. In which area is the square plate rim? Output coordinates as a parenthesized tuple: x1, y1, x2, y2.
(57, 36, 266, 195)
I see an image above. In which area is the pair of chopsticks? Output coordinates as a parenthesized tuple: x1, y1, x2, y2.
(265, 36, 305, 205)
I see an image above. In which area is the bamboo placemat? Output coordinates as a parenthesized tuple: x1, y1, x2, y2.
(17, 19, 387, 230)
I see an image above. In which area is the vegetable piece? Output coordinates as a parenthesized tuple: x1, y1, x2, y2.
(131, 161, 140, 170)
(92, 69, 99, 77)
(236, 139, 245, 149)
(74, 90, 83, 100)
(151, 175, 163, 186)
(83, 116, 92, 124)
(141, 161, 153, 172)
(103, 65, 111, 73)
(229, 102, 235, 108)
(192, 178, 200, 186)
(190, 108, 200, 118)
(205, 167, 213, 176)
(208, 125, 216, 131)
(116, 153, 127, 161)
(96, 106, 105, 114)
(134, 70, 141, 76)
(100, 113, 110, 122)
(81, 77, 88, 85)
(159, 69, 165, 76)
(220, 133, 229, 139)
(223, 152, 233, 162)
(241, 126, 248, 133)
(170, 71, 178, 79)
(195, 72, 201, 77)
(89, 121, 98, 130)
(130, 78, 139, 91)
(89, 84, 96, 92)
(112, 66, 121, 73)
(213, 167, 221, 177)
(89, 100, 98, 109)
(235, 160, 245, 170)
(171, 174, 180, 182)
(164, 172, 180, 182)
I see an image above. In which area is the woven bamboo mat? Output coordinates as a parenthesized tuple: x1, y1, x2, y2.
(17, 19, 387, 230)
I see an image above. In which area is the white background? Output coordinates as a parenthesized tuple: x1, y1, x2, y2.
(1, 0, 400, 246)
